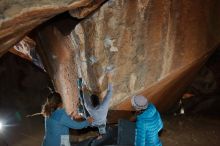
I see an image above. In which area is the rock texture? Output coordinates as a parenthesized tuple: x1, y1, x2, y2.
(0, 0, 105, 56)
(1, 0, 220, 114)
(9, 36, 36, 60)
(33, 17, 80, 116)
(72, 0, 220, 111)
(178, 47, 220, 115)
(69, 0, 106, 18)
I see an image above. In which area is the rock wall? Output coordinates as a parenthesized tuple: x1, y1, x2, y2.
(0, 0, 106, 115)
(33, 16, 80, 116)
(1, 0, 220, 113)
(0, 0, 105, 56)
(71, 0, 220, 111)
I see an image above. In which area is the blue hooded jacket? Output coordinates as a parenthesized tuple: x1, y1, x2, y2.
(135, 103, 163, 146)
(42, 108, 89, 146)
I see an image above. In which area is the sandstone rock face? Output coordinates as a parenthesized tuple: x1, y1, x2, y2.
(71, 0, 220, 111)
(0, 0, 105, 56)
(34, 17, 80, 116)
(9, 36, 36, 61)
(2, 0, 220, 114)
(0, 0, 105, 115)
(69, 0, 106, 18)
(10, 36, 45, 69)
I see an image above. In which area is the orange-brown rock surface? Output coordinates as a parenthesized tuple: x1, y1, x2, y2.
(1, 0, 220, 114)
(9, 36, 36, 61)
(0, 0, 106, 116)
(34, 18, 80, 116)
(0, 0, 105, 56)
(71, 0, 220, 111)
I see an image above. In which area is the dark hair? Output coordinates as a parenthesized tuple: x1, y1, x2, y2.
(42, 92, 62, 117)
(90, 94, 100, 107)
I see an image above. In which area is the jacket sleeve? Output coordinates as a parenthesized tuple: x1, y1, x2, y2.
(100, 83, 113, 108)
(60, 111, 90, 129)
(83, 91, 94, 110)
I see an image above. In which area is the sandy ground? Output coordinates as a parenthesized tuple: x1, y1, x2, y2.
(0, 115, 44, 146)
(0, 114, 219, 146)
(161, 115, 220, 146)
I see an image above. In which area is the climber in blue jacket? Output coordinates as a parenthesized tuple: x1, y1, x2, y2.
(131, 95, 163, 146)
(41, 92, 93, 146)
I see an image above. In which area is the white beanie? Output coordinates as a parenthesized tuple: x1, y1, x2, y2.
(131, 95, 148, 111)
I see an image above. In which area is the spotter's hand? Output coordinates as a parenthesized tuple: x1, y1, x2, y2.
(86, 117, 94, 124)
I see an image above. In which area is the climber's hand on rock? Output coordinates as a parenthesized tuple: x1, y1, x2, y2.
(87, 116, 94, 124)
(107, 72, 113, 83)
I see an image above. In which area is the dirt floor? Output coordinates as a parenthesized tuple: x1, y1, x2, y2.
(0, 115, 44, 146)
(0, 114, 219, 146)
(161, 115, 220, 146)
